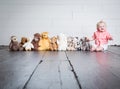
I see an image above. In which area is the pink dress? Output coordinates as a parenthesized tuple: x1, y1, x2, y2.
(92, 30, 112, 46)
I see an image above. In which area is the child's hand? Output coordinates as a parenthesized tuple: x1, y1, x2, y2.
(110, 38, 113, 40)
(109, 37, 113, 40)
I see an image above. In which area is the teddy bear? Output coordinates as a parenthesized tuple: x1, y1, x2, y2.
(9, 36, 19, 51)
(23, 38, 34, 51)
(38, 32, 51, 51)
(49, 36, 58, 51)
(67, 36, 80, 51)
(80, 37, 91, 51)
(19, 37, 28, 51)
(67, 36, 76, 51)
(57, 33, 67, 51)
(31, 33, 41, 51)
(73, 37, 81, 50)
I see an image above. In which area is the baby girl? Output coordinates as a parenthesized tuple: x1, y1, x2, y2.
(88, 20, 113, 51)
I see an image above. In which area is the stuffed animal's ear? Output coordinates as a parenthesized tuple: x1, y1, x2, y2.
(41, 33, 43, 38)
(80, 38, 83, 41)
(34, 33, 40, 37)
(40, 32, 45, 38)
(75, 37, 78, 39)
(55, 37, 57, 41)
(85, 37, 89, 42)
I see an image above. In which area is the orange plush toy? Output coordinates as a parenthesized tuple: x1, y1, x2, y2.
(49, 36, 58, 51)
(38, 32, 50, 51)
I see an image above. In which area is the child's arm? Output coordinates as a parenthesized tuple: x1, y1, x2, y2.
(86, 35, 95, 42)
(87, 37, 94, 41)
(109, 37, 113, 40)
(87, 32, 96, 41)
(106, 32, 113, 40)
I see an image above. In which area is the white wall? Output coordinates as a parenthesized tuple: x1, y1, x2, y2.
(0, 0, 120, 45)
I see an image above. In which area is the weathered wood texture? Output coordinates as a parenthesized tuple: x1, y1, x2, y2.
(0, 47, 45, 89)
(0, 46, 120, 89)
(25, 51, 79, 89)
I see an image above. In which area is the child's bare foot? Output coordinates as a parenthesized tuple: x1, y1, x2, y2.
(96, 47, 104, 52)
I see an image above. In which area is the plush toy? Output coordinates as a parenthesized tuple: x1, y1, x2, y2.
(67, 36, 76, 51)
(57, 33, 67, 51)
(80, 37, 91, 51)
(9, 36, 19, 51)
(19, 37, 28, 51)
(23, 38, 34, 51)
(73, 37, 81, 50)
(31, 33, 41, 51)
(38, 32, 50, 51)
(49, 36, 58, 51)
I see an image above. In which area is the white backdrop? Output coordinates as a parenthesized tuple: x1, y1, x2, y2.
(0, 0, 120, 45)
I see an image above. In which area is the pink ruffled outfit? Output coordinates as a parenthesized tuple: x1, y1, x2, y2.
(92, 30, 112, 46)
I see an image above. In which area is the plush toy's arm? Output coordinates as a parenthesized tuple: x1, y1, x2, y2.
(22, 43, 27, 47)
(9, 42, 12, 49)
(31, 44, 34, 48)
(57, 40, 59, 44)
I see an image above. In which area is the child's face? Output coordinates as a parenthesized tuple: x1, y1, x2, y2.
(97, 23, 106, 32)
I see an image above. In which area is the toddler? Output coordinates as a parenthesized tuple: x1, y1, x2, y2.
(89, 20, 113, 51)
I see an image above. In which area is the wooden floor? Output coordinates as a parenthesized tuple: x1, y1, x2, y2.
(0, 46, 120, 89)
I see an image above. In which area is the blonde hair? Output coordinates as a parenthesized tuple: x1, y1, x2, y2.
(96, 20, 106, 28)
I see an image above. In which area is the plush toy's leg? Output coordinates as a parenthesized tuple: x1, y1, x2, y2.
(90, 46, 96, 51)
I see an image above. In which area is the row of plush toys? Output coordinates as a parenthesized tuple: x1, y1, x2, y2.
(9, 32, 92, 51)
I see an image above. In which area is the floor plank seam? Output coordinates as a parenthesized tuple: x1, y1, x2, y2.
(22, 52, 46, 89)
(22, 60, 43, 89)
(65, 52, 82, 89)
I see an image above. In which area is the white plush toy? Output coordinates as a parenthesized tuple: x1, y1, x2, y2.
(57, 33, 67, 51)
(23, 38, 34, 51)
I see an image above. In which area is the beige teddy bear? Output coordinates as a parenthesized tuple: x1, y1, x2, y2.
(38, 32, 50, 51)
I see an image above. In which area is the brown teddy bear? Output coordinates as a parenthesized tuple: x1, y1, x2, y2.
(31, 33, 41, 51)
(38, 32, 50, 51)
(19, 37, 28, 51)
(49, 36, 58, 51)
(9, 36, 19, 51)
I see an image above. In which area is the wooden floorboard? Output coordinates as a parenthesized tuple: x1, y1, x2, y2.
(0, 46, 120, 89)
(25, 51, 79, 89)
(66, 51, 120, 89)
(0, 47, 45, 89)
(108, 46, 120, 55)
